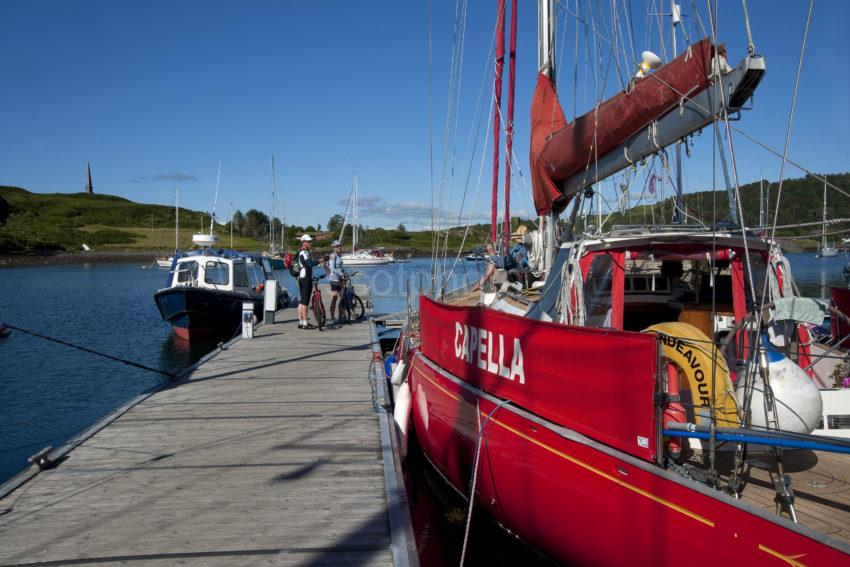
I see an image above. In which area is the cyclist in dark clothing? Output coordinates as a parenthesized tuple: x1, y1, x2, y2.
(297, 234, 319, 329)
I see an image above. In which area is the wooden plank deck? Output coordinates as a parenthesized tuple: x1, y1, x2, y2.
(0, 305, 414, 566)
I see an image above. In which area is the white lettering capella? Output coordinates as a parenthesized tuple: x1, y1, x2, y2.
(453, 322, 525, 384)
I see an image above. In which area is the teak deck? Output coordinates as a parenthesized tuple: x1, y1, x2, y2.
(0, 303, 415, 566)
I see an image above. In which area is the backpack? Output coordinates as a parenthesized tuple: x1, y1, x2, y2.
(284, 252, 300, 277)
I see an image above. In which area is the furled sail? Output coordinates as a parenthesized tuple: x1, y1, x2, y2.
(530, 38, 714, 216)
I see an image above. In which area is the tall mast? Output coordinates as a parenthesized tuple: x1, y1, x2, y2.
(822, 175, 828, 251)
(175, 186, 179, 253)
(491, 0, 506, 245)
(270, 156, 276, 254)
(503, 0, 518, 253)
(353, 175, 359, 252)
(280, 163, 286, 252)
(538, 0, 556, 272)
(759, 172, 765, 227)
(210, 161, 221, 234)
(671, 2, 685, 224)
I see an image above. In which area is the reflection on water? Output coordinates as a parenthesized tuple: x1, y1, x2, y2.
(158, 333, 221, 370)
(785, 252, 849, 298)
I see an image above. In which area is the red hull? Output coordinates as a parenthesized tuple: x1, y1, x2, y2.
(409, 298, 848, 565)
(172, 325, 216, 341)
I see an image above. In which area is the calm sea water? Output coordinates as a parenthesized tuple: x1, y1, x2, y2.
(0, 257, 481, 484)
(0, 252, 844, 563)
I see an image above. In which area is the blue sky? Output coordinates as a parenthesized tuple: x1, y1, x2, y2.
(1, 1, 847, 230)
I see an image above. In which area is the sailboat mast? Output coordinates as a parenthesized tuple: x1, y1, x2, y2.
(823, 175, 828, 250)
(491, 0, 506, 245)
(210, 161, 221, 234)
(353, 175, 359, 252)
(671, 2, 685, 224)
(270, 156, 276, 254)
(279, 159, 286, 252)
(538, 0, 557, 272)
(503, 0, 517, 253)
(759, 174, 765, 227)
(175, 186, 179, 253)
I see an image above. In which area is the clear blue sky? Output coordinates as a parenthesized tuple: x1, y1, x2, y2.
(1, 1, 847, 230)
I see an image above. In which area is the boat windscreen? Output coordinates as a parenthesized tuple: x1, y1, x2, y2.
(204, 261, 229, 286)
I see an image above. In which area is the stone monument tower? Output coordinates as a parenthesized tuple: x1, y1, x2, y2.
(85, 162, 94, 194)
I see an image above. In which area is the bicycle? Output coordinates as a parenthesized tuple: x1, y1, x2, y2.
(310, 275, 327, 330)
(338, 271, 365, 324)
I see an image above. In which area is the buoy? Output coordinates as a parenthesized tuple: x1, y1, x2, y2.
(735, 336, 823, 434)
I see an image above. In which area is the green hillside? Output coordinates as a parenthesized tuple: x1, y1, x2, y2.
(598, 173, 850, 241)
(2, 172, 847, 254)
(0, 186, 479, 254)
(0, 186, 214, 253)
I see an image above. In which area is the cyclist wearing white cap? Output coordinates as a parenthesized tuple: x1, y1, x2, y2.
(327, 240, 346, 324)
(297, 234, 318, 329)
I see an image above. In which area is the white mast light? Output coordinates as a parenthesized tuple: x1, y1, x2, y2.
(634, 51, 662, 79)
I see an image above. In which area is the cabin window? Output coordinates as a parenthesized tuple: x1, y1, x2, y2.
(233, 262, 249, 287)
(176, 261, 198, 284)
(204, 261, 229, 285)
(584, 254, 614, 327)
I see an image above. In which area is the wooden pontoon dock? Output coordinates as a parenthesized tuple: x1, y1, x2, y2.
(0, 294, 416, 566)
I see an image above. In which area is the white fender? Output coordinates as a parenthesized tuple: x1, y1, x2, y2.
(390, 360, 408, 386)
(393, 381, 412, 457)
(735, 340, 823, 434)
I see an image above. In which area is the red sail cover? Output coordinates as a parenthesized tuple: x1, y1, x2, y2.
(530, 38, 714, 215)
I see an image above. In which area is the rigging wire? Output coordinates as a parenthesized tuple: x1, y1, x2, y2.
(426, 0, 435, 292)
(432, 0, 464, 276)
(440, 0, 473, 274)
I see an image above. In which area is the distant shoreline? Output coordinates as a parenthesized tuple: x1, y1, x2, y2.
(0, 248, 435, 267)
(0, 250, 159, 267)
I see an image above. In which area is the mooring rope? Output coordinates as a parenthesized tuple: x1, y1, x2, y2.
(459, 397, 512, 566)
(1, 323, 178, 379)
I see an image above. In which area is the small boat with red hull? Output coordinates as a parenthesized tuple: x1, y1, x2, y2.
(154, 236, 288, 340)
(396, 1, 850, 563)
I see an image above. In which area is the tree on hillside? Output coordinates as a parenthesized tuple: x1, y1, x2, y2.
(327, 214, 344, 234)
(396, 223, 407, 233)
(241, 209, 270, 239)
(231, 210, 244, 234)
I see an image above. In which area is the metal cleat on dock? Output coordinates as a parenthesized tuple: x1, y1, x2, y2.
(27, 446, 54, 471)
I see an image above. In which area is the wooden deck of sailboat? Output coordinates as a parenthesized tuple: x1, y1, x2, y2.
(0, 305, 415, 566)
(688, 449, 850, 544)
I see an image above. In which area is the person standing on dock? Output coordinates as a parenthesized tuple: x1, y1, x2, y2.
(297, 234, 318, 329)
(327, 240, 346, 324)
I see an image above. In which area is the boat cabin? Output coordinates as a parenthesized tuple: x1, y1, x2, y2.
(170, 253, 269, 294)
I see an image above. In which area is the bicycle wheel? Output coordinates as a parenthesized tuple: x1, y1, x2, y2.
(312, 295, 326, 330)
(351, 294, 365, 320)
(339, 299, 351, 324)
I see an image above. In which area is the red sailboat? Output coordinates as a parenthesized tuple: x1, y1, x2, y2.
(398, 1, 850, 564)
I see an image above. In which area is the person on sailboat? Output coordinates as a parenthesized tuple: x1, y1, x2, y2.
(297, 234, 319, 329)
(471, 242, 504, 292)
(327, 240, 346, 324)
